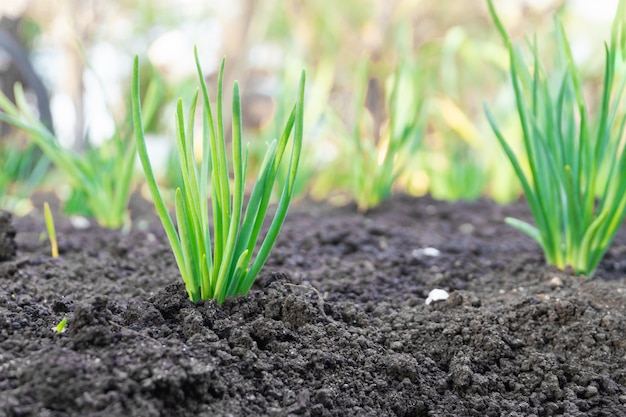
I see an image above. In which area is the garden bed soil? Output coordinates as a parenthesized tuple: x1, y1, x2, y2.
(1, 194, 626, 416)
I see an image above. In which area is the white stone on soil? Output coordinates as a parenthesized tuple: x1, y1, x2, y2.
(425, 289, 449, 305)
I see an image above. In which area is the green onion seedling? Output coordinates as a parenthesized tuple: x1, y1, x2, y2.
(132, 49, 305, 303)
(485, 0, 626, 276)
(43, 202, 58, 258)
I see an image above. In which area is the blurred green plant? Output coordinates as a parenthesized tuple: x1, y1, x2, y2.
(132, 51, 305, 303)
(413, 24, 522, 203)
(0, 79, 160, 228)
(337, 56, 424, 212)
(0, 140, 49, 211)
(415, 93, 486, 201)
(247, 57, 334, 201)
(485, 0, 626, 276)
(420, 142, 486, 201)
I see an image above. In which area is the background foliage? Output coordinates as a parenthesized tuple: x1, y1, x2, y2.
(0, 0, 621, 212)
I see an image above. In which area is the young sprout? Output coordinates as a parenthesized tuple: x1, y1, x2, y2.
(485, 0, 626, 276)
(43, 202, 58, 258)
(54, 317, 67, 333)
(132, 49, 305, 303)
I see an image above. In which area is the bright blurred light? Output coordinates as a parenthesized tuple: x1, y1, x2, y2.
(0, 0, 28, 18)
(148, 21, 221, 83)
(50, 93, 76, 148)
(83, 71, 115, 146)
(570, 0, 619, 22)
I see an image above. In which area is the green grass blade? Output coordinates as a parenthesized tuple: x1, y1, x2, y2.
(484, 105, 548, 245)
(214, 59, 231, 263)
(215, 81, 246, 301)
(236, 71, 305, 295)
(193, 48, 216, 278)
(227, 106, 297, 289)
(174, 188, 201, 301)
(132, 56, 189, 298)
(505, 217, 543, 247)
(224, 142, 279, 296)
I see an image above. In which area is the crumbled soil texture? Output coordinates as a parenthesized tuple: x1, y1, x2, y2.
(1, 194, 626, 417)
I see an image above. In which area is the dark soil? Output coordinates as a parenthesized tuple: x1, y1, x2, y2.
(1, 194, 626, 417)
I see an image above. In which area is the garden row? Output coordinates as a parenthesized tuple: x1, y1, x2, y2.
(1, 1, 626, 303)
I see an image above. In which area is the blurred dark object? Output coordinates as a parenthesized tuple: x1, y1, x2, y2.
(0, 210, 16, 261)
(0, 17, 54, 137)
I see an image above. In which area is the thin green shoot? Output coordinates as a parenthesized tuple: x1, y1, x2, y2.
(132, 50, 305, 303)
(54, 317, 67, 333)
(0, 78, 160, 229)
(43, 201, 58, 258)
(485, 0, 626, 276)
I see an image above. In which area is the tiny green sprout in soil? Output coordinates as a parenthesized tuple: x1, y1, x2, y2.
(132, 48, 305, 304)
(485, 0, 626, 277)
(55, 317, 67, 333)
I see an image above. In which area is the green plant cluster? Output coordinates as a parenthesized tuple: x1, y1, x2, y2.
(486, 0, 626, 276)
(132, 51, 305, 302)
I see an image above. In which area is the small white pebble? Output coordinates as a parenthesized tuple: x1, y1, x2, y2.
(425, 289, 449, 305)
(423, 247, 441, 257)
(412, 247, 441, 258)
(549, 276, 563, 287)
(70, 216, 90, 229)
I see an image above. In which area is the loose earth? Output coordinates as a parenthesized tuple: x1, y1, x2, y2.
(1, 195, 625, 416)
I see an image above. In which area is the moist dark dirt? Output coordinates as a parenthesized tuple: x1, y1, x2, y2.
(1, 194, 626, 416)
